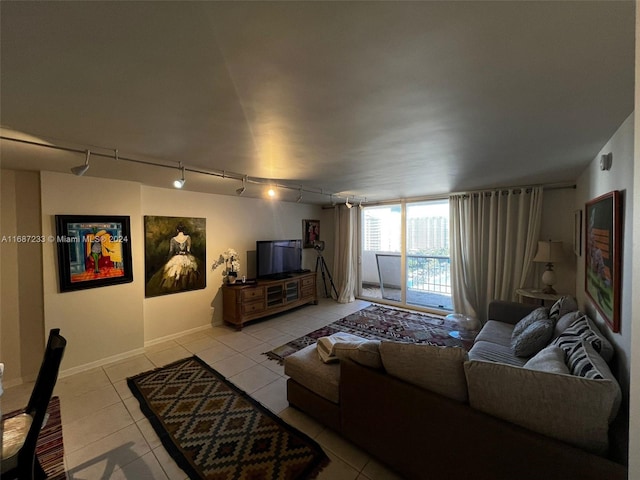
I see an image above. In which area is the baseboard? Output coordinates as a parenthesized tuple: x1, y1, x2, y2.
(144, 323, 219, 348)
(58, 347, 146, 379)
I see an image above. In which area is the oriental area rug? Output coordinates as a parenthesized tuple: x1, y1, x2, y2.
(2, 396, 67, 480)
(127, 356, 328, 480)
(265, 304, 467, 363)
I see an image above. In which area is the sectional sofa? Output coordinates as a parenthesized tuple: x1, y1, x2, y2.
(284, 299, 627, 479)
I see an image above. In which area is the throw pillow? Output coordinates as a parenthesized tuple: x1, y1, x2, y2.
(511, 319, 554, 357)
(553, 310, 582, 339)
(334, 340, 383, 369)
(552, 315, 614, 363)
(549, 295, 578, 322)
(511, 307, 549, 340)
(523, 345, 569, 374)
(379, 342, 468, 402)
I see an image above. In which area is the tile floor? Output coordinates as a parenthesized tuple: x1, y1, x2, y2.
(2, 298, 405, 480)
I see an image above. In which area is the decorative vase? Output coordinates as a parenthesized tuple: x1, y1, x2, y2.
(227, 272, 238, 284)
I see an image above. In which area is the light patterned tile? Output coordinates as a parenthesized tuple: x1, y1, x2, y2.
(228, 364, 280, 394)
(103, 356, 155, 383)
(63, 402, 135, 454)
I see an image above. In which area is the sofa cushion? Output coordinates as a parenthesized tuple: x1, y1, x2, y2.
(379, 342, 468, 402)
(553, 311, 582, 339)
(523, 345, 569, 374)
(464, 360, 620, 454)
(284, 344, 340, 404)
(511, 319, 554, 358)
(334, 340, 382, 369)
(552, 315, 614, 363)
(549, 295, 578, 322)
(511, 307, 548, 339)
(468, 340, 527, 367)
(474, 320, 515, 347)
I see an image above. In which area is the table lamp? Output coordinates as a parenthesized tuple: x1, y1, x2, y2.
(533, 240, 564, 294)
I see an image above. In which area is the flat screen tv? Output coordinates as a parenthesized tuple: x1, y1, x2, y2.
(256, 239, 303, 279)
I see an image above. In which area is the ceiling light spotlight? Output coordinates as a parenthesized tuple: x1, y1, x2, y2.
(267, 186, 276, 198)
(173, 162, 185, 188)
(236, 175, 247, 196)
(345, 197, 353, 209)
(359, 199, 364, 210)
(296, 188, 303, 203)
(71, 150, 91, 176)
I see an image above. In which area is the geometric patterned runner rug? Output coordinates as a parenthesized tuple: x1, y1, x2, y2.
(2, 396, 67, 480)
(127, 356, 329, 480)
(265, 304, 467, 363)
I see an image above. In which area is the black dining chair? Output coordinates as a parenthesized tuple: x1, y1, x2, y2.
(1, 328, 67, 480)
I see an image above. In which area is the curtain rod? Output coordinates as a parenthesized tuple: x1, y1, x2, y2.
(354, 183, 576, 208)
(0, 135, 364, 203)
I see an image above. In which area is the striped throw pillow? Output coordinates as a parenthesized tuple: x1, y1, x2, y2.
(552, 315, 614, 363)
(549, 296, 578, 322)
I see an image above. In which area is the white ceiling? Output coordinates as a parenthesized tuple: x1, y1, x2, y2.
(0, 1, 634, 204)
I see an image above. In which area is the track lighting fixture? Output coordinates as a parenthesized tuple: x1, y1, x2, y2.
(4, 135, 368, 205)
(359, 199, 364, 210)
(71, 150, 91, 176)
(173, 162, 185, 188)
(236, 176, 247, 196)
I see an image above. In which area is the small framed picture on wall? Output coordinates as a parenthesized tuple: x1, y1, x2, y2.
(303, 219, 320, 248)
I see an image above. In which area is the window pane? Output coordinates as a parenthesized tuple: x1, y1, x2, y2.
(362, 205, 402, 302)
(406, 200, 452, 310)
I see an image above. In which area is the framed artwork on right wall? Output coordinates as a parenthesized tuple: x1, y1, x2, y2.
(584, 190, 622, 333)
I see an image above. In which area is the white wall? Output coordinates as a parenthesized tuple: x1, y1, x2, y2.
(2, 169, 327, 375)
(575, 113, 634, 465)
(41, 171, 146, 372)
(31, 172, 326, 373)
(141, 186, 323, 342)
(575, 114, 634, 387)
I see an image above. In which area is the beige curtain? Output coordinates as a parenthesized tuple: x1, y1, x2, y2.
(333, 205, 358, 303)
(450, 187, 543, 322)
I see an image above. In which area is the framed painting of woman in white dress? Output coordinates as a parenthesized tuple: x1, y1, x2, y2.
(144, 216, 206, 297)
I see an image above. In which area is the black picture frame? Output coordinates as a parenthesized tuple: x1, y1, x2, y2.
(55, 215, 133, 292)
(584, 191, 622, 333)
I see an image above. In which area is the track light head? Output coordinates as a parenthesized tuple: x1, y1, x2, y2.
(173, 162, 185, 189)
(71, 150, 91, 176)
(296, 188, 303, 203)
(345, 197, 353, 209)
(236, 176, 247, 195)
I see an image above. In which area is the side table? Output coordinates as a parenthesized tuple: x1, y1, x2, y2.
(516, 288, 561, 307)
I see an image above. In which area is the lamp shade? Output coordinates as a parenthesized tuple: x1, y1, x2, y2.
(533, 240, 564, 264)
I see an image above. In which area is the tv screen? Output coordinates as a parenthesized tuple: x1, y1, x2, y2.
(256, 240, 302, 279)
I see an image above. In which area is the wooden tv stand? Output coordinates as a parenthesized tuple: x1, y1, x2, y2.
(222, 272, 317, 330)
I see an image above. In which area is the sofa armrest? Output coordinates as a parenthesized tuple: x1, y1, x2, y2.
(487, 300, 537, 325)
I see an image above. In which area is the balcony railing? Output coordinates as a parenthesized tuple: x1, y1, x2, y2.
(406, 254, 451, 294)
(371, 252, 452, 310)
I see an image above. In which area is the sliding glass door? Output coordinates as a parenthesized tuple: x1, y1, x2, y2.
(360, 199, 452, 311)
